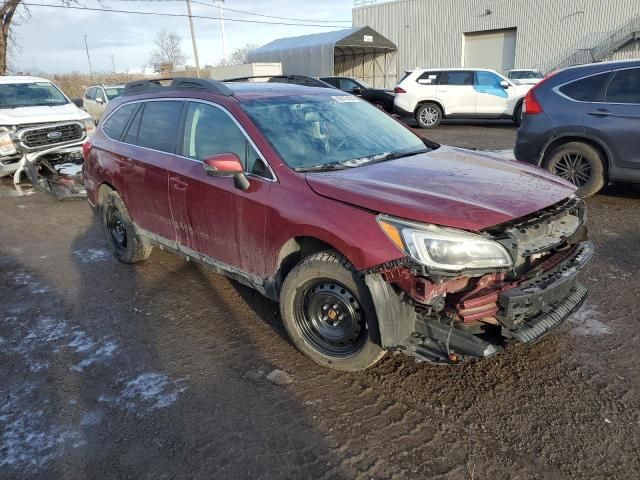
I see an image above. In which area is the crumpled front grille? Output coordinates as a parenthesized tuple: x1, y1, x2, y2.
(19, 123, 84, 149)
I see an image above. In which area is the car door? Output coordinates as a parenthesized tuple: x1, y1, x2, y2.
(94, 87, 107, 120)
(585, 67, 640, 169)
(474, 71, 510, 117)
(84, 87, 97, 120)
(168, 100, 273, 275)
(115, 100, 183, 241)
(437, 71, 476, 116)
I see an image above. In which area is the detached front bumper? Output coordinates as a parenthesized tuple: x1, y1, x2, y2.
(366, 241, 594, 364)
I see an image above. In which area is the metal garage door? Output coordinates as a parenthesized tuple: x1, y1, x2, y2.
(464, 28, 517, 72)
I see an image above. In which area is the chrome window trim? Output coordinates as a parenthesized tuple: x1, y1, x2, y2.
(101, 97, 278, 182)
(553, 66, 640, 106)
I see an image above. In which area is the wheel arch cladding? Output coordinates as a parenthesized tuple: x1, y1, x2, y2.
(275, 237, 349, 296)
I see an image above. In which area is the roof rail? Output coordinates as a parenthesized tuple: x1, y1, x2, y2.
(123, 77, 234, 97)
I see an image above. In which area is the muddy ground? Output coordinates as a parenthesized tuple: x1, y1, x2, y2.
(1, 122, 639, 479)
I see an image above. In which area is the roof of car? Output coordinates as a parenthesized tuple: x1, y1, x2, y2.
(88, 84, 125, 88)
(0, 76, 53, 84)
(413, 67, 498, 73)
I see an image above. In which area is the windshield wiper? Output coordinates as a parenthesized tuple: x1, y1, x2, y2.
(362, 148, 430, 166)
(295, 161, 352, 172)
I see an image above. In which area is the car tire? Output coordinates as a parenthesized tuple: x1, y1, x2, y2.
(371, 100, 390, 112)
(545, 142, 605, 197)
(280, 251, 386, 372)
(101, 190, 152, 263)
(514, 101, 523, 126)
(415, 103, 442, 129)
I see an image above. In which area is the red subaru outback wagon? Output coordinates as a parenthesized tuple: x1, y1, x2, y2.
(84, 78, 593, 371)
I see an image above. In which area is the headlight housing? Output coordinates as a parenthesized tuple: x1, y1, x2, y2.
(0, 131, 17, 156)
(377, 215, 513, 271)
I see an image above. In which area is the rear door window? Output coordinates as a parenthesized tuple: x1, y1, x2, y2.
(558, 73, 611, 102)
(442, 71, 474, 86)
(136, 101, 183, 153)
(122, 104, 144, 145)
(605, 68, 640, 104)
(102, 103, 139, 140)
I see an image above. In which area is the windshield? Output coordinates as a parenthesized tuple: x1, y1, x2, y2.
(105, 87, 124, 100)
(508, 71, 543, 80)
(242, 94, 428, 170)
(0, 82, 68, 108)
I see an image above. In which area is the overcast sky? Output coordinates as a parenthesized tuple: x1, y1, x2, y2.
(11, 0, 354, 74)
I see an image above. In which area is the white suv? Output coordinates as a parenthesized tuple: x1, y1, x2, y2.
(394, 68, 532, 128)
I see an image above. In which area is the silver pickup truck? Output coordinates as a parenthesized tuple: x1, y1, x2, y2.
(0, 76, 94, 198)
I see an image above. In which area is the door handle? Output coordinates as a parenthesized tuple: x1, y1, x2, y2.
(588, 109, 611, 117)
(171, 178, 187, 191)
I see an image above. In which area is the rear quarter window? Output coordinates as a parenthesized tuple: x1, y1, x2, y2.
(102, 103, 139, 140)
(558, 72, 611, 102)
(417, 71, 443, 85)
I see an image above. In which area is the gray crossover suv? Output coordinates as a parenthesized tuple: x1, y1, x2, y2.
(515, 60, 640, 197)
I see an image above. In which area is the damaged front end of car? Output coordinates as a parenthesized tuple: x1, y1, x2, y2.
(12, 142, 87, 199)
(365, 196, 594, 364)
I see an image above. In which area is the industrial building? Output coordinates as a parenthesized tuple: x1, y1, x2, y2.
(353, 0, 640, 80)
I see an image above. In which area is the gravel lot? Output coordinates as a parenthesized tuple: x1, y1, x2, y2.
(1, 122, 639, 479)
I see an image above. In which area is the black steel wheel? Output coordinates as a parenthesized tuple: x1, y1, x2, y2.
(100, 189, 152, 263)
(294, 279, 366, 357)
(546, 142, 605, 197)
(280, 251, 385, 371)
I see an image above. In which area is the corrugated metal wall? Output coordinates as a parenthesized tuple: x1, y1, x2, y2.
(353, 0, 640, 77)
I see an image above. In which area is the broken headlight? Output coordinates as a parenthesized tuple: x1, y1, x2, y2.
(377, 215, 513, 271)
(0, 130, 16, 156)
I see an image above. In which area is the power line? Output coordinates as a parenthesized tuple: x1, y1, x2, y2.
(20, 3, 351, 28)
(108, 0, 352, 23)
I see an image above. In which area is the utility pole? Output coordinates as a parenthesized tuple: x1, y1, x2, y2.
(84, 34, 93, 76)
(111, 54, 116, 73)
(218, 0, 227, 64)
(185, 0, 201, 77)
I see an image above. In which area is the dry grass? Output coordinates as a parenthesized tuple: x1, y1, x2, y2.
(36, 72, 150, 99)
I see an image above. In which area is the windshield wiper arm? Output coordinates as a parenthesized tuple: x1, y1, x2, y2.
(364, 148, 430, 166)
(295, 161, 351, 172)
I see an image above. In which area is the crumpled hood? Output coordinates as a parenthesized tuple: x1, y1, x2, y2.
(0, 102, 90, 126)
(305, 146, 576, 231)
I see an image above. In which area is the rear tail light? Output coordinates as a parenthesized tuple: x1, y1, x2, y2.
(523, 89, 543, 115)
(523, 70, 558, 116)
(82, 141, 93, 160)
(394, 86, 406, 94)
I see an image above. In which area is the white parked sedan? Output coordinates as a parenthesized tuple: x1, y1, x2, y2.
(394, 68, 532, 128)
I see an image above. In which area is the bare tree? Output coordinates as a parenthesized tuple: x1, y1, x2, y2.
(149, 29, 187, 72)
(1, 0, 23, 74)
(219, 43, 258, 66)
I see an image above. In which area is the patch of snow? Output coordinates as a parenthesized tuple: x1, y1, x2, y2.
(73, 248, 111, 264)
(70, 339, 118, 372)
(0, 410, 83, 470)
(568, 302, 611, 336)
(80, 409, 103, 427)
(100, 373, 188, 413)
(53, 163, 83, 176)
(13, 272, 49, 294)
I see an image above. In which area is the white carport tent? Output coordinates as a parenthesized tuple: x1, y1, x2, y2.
(247, 27, 398, 88)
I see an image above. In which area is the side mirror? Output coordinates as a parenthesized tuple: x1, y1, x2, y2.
(95, 97, 105, 104)
(500, 80, 510, 89)
(351, 87, 364, 95)
(202, 153, 250, 191)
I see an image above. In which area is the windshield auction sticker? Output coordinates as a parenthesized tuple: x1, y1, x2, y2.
(331, 96, 361, 103)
